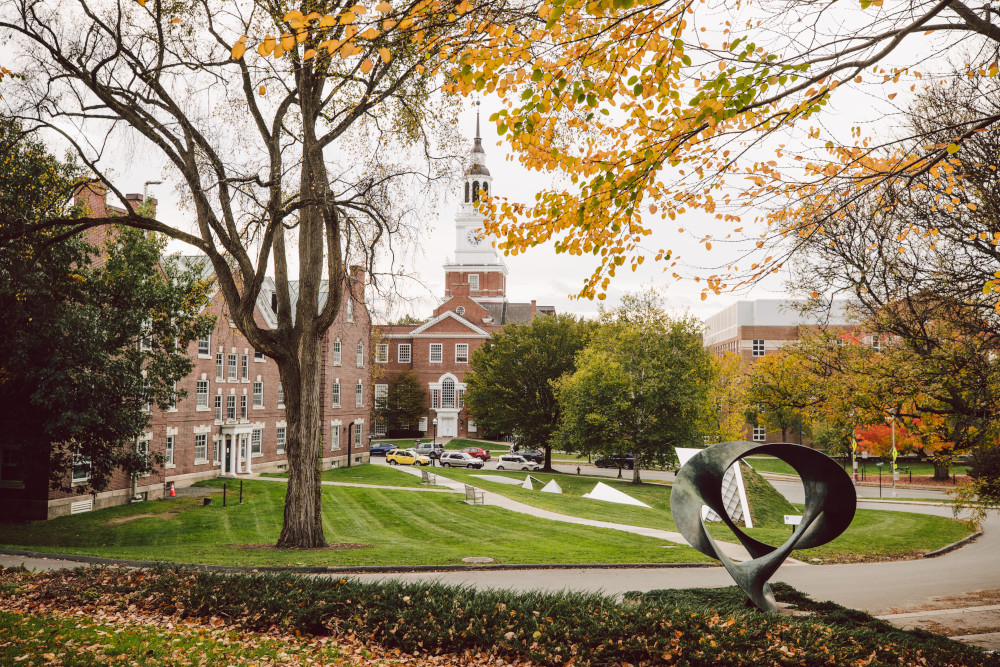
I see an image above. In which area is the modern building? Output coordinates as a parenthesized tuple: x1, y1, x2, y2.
(3, 186, 373, 520)
(375, 114, 554, 440)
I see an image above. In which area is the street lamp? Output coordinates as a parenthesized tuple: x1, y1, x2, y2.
(432, 418, 438, 467)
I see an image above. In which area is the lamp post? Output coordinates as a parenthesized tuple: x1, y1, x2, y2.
(432, 418, 438, 467)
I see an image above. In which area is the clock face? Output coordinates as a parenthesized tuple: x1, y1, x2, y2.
(466, 229, 483, 247)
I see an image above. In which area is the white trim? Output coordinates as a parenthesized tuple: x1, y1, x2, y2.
(383, 332, 490, 339)
(408, 310, 491, 336)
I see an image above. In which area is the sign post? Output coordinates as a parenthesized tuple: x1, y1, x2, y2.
(850, 434, 858, 484)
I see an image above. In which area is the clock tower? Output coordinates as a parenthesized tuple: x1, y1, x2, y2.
(443, 106, 508, 303)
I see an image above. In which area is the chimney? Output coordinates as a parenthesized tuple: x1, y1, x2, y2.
(74, 181, 109, 218)
(349, 265, 366, 301)
(531, 300, 537, 321)
(125, 193, 144, 210)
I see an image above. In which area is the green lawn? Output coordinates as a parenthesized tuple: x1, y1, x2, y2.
(0, 479, 710, 566)
(431, 467, 975, 563)
(262, 463, 443, 488)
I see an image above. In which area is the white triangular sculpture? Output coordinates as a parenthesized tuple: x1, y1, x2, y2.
(469, 475, 522, 486)
(675, 447, 753, 528)
(581, 482, 650, 507)
(540, 480, 562, 494)
(521, 477, 533, 490)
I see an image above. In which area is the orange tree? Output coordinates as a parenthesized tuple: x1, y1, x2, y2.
(449, 0, 1000, 300)
(0, 0, 526, 547)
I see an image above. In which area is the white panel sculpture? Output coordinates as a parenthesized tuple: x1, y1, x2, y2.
(581, 482, 651, 507)
(540, 480, 562, 494)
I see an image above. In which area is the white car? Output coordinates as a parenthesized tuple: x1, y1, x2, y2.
(439, 452, 484, 469)
(495, 455, 539, 471)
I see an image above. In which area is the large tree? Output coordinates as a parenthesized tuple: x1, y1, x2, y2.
(743, 349, 815, 443)
(449, 0, 1000, 300)
(0, 120, 213, 492)
(0, 0, 520, 546)
(464, 313, 594, 470)
(553, 292, 713, 483)
(375, 370, 425, 434)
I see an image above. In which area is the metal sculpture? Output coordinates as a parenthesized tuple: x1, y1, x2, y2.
(671, 441, 856, 612)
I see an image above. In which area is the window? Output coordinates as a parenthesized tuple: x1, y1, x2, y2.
(141, 376, 151, 412)
(331, 426, 340, 451)
(254, 349, 264, 361)
(458, 388, 465, 409)
(168, 381, 177, 410)
(214, 395, 223, 421)
(429, 343, 443, 363)
(276, 427, 286, 454)
(397, 344, 411, 363)
(139, 319, 153, 351)
(0, 445, 23, 484)
(354, 423, 362, 448)
(251, 429, 262, 455)
(253, 381, 263, 407)
(376, 344, 388, 363)
(216, 353, 224, 380)
(278, 382, 284, 407)
(356, 342, 364, 367)
(469, 274, 479, 291)
(347, 299, 354, 322)
(455, 344, 469, 363)
(228, 353, 238, 380)
(241, 354, 249, 380)
(136, 439, 149, 475)
(375, 422, 387, 437)
(198, 335, 211, 357)
(72, 448, 90, 484)
(226, 395, 236, 420)
(240, 395, 247, 420)
(871, 335, 882, 351)
(332, 382, 341, 408)
(333, 340, 342, 366)
(195, 434, 208, 462)
(456, 306, 466, 316)
(165, 436, 175, 466)
(213, 439, 221, 463)
(753, 427, 766, 442)
(432, 388, 439, 409)
(375, 384, 388, 409)
(356, 381, 364, 407)
(441, 378, 456, 408)
(751, 339, 765, 357)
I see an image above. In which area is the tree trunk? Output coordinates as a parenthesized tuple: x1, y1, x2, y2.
(932, 459, 951, 481)
(542, 445, 553, 472)
(276, 335, 327, 548)
(632, 463, 641, 484)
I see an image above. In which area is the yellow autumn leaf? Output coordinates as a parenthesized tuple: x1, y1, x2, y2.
(231, 41, 247, 60)
(341, 11, 357, 23)
(379, 47, 391, 63)
(360, 27, 380, 39)
(361, 58, 374, 73)
(303, 48, 317, 59)
(376, 1, 392, 10)
(320, 14, 337, 27)
(280, 33, 295, 50)
(968, 202, 978, 211)
(258, 85, 266, 95)
(946, 143, 960, 153)
(137, 0, 145, 6)
(171, 17, 181, 23)
(257, 37, 274, 56)
(283, 10, 304, 22)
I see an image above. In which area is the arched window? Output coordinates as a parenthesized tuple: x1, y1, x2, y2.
(464, 182, 470, 202)
(482, 183, 489, 198)
(472, 180, 480, 202)
(441, 377, 456, 409)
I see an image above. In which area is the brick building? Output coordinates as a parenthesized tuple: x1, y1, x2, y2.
(374, 114, 554, 440)
(3, 187, 372, 520)
(702, 299, 854, 443)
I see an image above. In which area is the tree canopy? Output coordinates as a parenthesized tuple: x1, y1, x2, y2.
(0, 120, 213, 491)
(553, 291, 713, 482)
(464, 313, 594, 470)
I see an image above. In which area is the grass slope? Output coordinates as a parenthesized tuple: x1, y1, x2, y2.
(261, 464, 443, 488)
(741, 464, 797, 527)
(0, 479, 708, 566)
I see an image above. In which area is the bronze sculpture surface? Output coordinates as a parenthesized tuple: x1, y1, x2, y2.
(671, 441, 856, 612)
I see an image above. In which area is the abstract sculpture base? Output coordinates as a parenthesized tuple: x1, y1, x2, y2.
(671, 442, 856, 612)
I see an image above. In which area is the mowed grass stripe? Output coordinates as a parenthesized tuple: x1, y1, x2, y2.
(0, 479, 709, 566)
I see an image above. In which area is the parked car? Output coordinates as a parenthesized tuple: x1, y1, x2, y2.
(387, 449, 431, 466)
(595, 453, 635, 470)
(369, 442, 397, 457)
(496, 455, 539, 471)
(518, 448, 544, 464)
(440, 452, 485, 469)
(413, 441, 444, 459)
(461, 446, 491, 462)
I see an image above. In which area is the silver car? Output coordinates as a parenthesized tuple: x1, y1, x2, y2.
(439, 452, 484, 469)
(495, 455, 539, 471)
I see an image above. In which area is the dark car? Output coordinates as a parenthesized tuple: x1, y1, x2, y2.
(369, 442, 397, 457)
(595, 453, 635, 469)
(518, 448, 544, 464)
(461, 446, 491, 462)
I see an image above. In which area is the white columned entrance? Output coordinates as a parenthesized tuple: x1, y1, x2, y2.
(220, 422, 254, 477)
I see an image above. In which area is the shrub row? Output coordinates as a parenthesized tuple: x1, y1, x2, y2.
(4, 565, 992, 666)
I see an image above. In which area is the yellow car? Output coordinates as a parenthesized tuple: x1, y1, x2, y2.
(386, 449, 431, 466)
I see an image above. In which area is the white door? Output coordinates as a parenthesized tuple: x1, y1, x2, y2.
(438, 415, 458, 437)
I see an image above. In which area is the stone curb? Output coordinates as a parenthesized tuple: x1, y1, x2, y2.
(0, 548, 719, 574)
(922, 531, 983, 558)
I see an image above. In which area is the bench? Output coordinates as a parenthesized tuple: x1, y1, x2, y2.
(464, 484, 485, 505)
(421, 469, 437, 485)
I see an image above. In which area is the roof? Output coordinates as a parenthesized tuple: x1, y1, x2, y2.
(480, 301, 555, 325)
